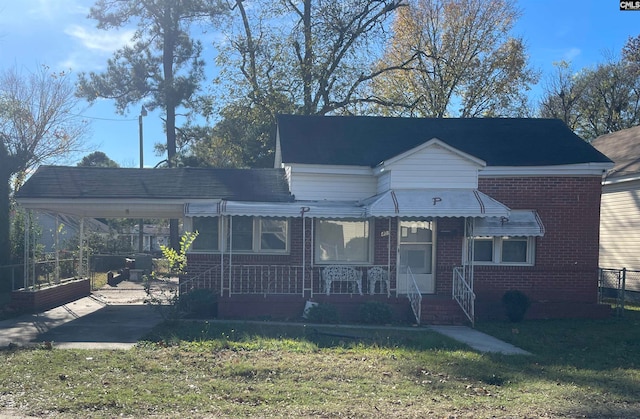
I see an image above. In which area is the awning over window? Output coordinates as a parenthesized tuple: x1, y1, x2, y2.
(362, 189, 510, 218)
(185, 200, 367, 219)
(473, 210, 545, 237)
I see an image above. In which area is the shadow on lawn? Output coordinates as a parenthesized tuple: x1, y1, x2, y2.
(142, 320, 468, 352)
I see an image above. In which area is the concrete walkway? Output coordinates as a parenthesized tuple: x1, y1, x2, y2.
(429, 325, 531, 355)
(0, 282, 529, 354)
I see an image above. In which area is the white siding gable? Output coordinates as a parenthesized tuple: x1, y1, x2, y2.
(376, 138, 484, 190)
(285, 164, 377, 201)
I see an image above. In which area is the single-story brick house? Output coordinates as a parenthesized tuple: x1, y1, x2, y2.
(15, 115, 613, 324)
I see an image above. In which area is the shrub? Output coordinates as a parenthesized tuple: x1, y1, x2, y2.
(179, 288, 218, 318)
(304, 303, 340, 324)
(358, 301, 393, 324)
(502, 290, 531, 322)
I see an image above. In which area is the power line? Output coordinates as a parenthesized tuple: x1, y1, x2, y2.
(70, 112, 137, 122)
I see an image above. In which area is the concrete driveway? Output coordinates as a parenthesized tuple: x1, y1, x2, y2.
(0, 280, 171, 350)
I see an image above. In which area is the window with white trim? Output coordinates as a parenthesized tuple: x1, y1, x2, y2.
(189, 216, 289, 254)
(314, 219, 372, 264)
(227, 216, 289, 254)
(470, 236, 535, 266)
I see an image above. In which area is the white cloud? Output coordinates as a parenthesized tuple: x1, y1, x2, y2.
(563, 48, 581, 62)
(65, 24, 134, 53)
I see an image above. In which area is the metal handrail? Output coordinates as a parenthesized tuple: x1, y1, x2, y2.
(405, 266, 423, 325)
(453, 266, 475, 326)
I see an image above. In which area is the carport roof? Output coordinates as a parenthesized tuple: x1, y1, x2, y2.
(15, 166, 293, 202)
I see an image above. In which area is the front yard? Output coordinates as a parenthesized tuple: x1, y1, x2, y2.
(1, 307, 639, 418)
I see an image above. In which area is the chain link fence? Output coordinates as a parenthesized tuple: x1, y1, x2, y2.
(599, 267, 640, 316)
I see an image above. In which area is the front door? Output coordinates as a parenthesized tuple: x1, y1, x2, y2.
(397, 221, 435, 294)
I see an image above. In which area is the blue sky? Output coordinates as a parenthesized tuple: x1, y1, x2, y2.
(0, 0, 638, 168)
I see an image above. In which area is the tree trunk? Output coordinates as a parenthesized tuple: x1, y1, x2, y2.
(0, 174, 12, 291)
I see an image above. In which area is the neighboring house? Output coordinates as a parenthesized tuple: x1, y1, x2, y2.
(33, 212, 111, 253)
(127, 224, 171, 254)
(15, 115, 613, 324)
(592, 126, 640, 270)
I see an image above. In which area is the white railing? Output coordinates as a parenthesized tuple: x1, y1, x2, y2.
(181, 264, 395, 297)
(452, 266, 475, 326)
(229, 265, 305, 295)
(179, 266, 221, 295)
(405, 266, 423, 325)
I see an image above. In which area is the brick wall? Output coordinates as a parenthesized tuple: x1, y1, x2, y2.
(474, 176, 605, 319)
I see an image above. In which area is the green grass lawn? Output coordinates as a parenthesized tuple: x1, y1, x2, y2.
(1, 309, 639, 418)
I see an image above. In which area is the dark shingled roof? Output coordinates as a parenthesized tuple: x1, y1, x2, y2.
(16, 166, 293, 202)
(277, 115, 612, 167)
(591, 126, 640, 179)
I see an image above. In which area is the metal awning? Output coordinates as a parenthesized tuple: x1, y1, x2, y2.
(362, 189, 510, 218)
(185, 200, 367, 219)
(473, 210, 545, 237)
(184, 200, 222, 216)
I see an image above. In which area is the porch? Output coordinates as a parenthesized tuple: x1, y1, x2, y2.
(179, 263, 470, 325)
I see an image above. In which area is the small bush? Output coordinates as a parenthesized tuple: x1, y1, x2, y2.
(304, 303, 340, 324)
(180, 289, 218, 318)
(502, 290, 531, 322)
(358, 301, 393, 324)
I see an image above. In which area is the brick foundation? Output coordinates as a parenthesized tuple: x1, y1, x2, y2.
(217, 294, 414, 324)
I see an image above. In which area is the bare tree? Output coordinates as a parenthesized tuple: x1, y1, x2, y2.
(539, 61, 586, 132)
(539, 56, 640, 140)
(214, 0, 405, 116)
(0, 66, 87, 283)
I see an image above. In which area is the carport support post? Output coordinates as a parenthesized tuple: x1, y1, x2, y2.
(55, 214, 60, 283)
(78, 217, 85, 278)
(22, 210, 30, 290)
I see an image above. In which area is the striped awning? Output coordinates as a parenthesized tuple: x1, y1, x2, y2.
(473, 210, 545, 237)
(185, 200, 366, 219)
(362, 189, 510, 218)
(185, 190, 510, 219)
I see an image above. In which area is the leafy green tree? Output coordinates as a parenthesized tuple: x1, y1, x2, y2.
(370, 0, 537, 117)
(77, 0, 227, 248)
(0, 66, 87, 286)
(181, 97, 295, 168)
(77, 151, 119, 167)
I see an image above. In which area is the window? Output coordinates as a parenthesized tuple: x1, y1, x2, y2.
(230, 216, 254, 251)
(471, 236, 534, 265)
(191, 217, 219, 251)
(227, 216, 289, 253)
(260, 219, 287, 251)
(315, 219, 371, 263)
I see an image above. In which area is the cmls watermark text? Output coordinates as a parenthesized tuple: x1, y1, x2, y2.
(621, 1, 640, 10)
